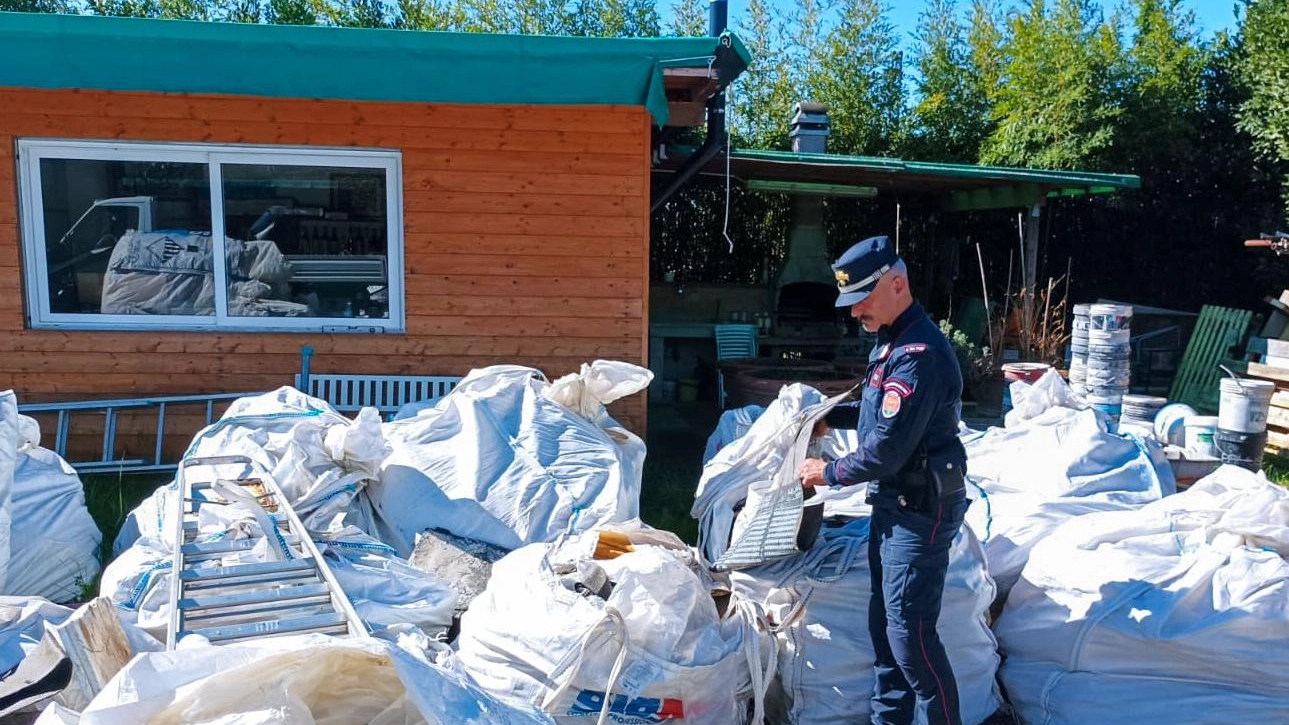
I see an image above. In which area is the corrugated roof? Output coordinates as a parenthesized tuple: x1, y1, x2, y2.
(0, 12, 750, 127)
(659, 147, 1141, 210)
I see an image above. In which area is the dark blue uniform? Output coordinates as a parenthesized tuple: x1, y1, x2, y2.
(824, 300, 969, 725)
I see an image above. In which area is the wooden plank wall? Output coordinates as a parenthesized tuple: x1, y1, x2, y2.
(0, 89, 652, 443)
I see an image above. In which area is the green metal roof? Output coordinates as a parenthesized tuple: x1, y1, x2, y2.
(659, 147, 1141, 210)
(0, 12, 750, 127)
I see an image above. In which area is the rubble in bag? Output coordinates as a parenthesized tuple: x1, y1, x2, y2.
(408, 528, 509, 621)
(997, 465, 1289, 725)
(0, 393, 102, 604)
(373, 362, 652, 553)
(454, 525, 770, 725)
(962, 402, 1175, 601)
(730, 516, 1001, 725)
(52, 632, 555, 725)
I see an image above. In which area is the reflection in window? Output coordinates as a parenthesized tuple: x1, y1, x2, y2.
(39, 159, 210, 315)
(221, 164, 389, 319)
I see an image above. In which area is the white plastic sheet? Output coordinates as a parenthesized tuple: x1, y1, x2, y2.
(454, 527, 759, 725)
(962, 406, 1175, 598)
(997, 465, 1289, 725)
(730, 517, 1001, 725)
(373, 364, 648, 553)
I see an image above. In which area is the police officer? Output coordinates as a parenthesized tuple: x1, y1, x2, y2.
(797, 235, 969, 725)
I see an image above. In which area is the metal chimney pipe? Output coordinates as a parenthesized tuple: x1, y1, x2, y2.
(709, 0, 727, 35)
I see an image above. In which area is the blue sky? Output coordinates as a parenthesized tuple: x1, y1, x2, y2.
(722, 1, 1239, 42)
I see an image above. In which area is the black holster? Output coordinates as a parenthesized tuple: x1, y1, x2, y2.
(894, 461, 964, 513)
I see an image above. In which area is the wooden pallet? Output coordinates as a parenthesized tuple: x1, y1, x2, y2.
(1168, 305, 1254, 413)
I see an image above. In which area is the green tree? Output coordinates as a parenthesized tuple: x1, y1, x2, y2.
(1236, 0, 1289, 211)
(393, 0, 462, 30)
(267, 0, 317, 24)
(906, 0, 991, 161)
(802, 0, 905, 156)
(980, 0, 1125, 169)
(567, 0, 660, 36)
(1115, 0, 1206, 165)
(728, 0, 799, 149)
(668, 0, 706, 35)
(0, 0, 75, 11)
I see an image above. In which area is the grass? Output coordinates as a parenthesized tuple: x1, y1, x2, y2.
(80, 470, 171, 590)
(1260, 454, 1289, 486)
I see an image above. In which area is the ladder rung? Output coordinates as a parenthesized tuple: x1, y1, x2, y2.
(183, 596, 335, 625)
(178, 582, 330, 613)
(185, 612, 351, 643)
(181, 558, 317, 586)
(181, 536, 301, 559)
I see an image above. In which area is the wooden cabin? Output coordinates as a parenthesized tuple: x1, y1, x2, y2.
(0, 12, 748, 451)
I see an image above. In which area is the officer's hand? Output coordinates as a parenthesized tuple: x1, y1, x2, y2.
(797, 458, 827, 488)
(811, 419, 830, 439)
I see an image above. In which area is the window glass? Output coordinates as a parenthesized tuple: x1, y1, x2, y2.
(220, 164, 389, 319)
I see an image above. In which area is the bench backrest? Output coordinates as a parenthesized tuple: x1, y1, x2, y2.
(295, 373, 461, 414)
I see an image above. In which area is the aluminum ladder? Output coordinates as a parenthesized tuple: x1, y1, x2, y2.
(166, 455, 366, 649)
(17, 392, 256, 473)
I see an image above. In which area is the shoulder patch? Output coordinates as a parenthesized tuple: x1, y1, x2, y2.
(902, 343, 927, 354)
(883, 380, 914, 398)
(881, 389, 902, 418)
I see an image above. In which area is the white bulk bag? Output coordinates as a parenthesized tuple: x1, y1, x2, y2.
(0, 391, 16, 592)
(454, 528, 758, 724)
(997, 465, 1289, 725)
(963, 406, 1174, 598)
(70, 633, 555, 725)
(6, 443, 103, 602)
(373, 364, 650, 553)
(731, 517, 1001, 725)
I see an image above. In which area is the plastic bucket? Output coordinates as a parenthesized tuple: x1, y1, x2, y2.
(1121, 394, 1167, 426)
(1087, 303, 1132, 332)
(1214, 428, 1267, 471)
(1217, 378, 1275, 434)
(1001, 362, 1052, 383)
(1072, 303, 1091, 344)
(1154, 403, 1197, 446)
(1183, 415, 1219, 456)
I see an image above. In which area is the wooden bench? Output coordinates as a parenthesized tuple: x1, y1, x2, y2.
(294, 373, 461, 416)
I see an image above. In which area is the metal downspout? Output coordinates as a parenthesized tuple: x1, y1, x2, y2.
(650, 0, 729, 213)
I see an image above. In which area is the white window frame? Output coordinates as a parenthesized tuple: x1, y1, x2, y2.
(17, 138, 405, 333)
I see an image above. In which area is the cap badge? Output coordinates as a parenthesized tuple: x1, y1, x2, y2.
(834, 269, 850, 285)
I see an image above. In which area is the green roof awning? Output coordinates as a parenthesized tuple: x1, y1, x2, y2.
(658, 147, 1141, 210)
(0, 12, 750, 126)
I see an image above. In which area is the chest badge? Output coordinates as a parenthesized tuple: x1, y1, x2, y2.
(881, 390, 902, 418)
